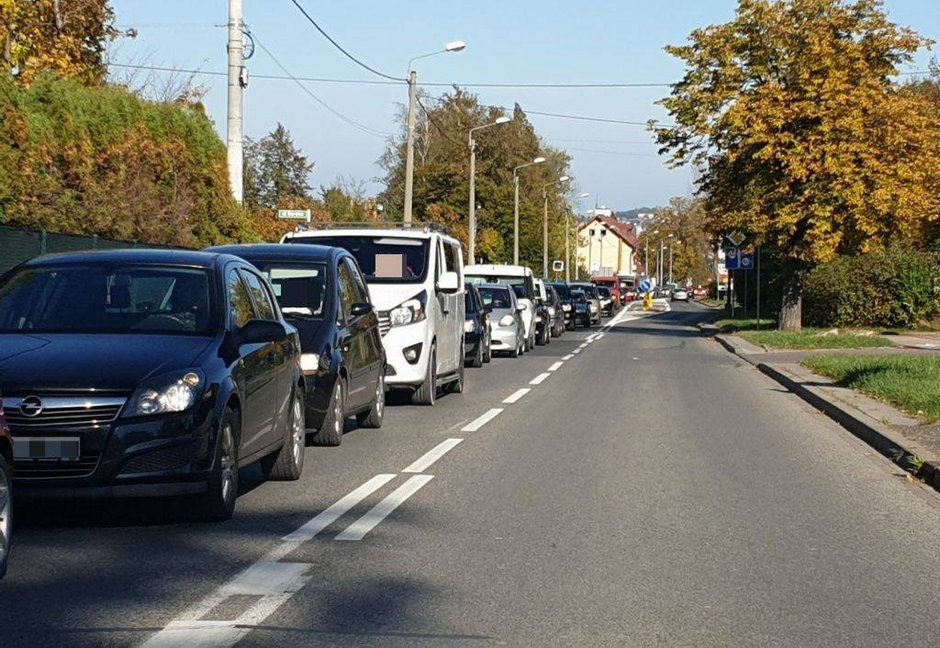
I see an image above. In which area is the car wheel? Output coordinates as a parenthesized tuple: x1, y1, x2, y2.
(310, 378, 345, 446)
(447, 351, 465, 394)
(412, 346, 437, 405)
(357, 373, 385, 429)
(483, 333, 492, 363)
(261, 388, 306, 481)
(0, 453, 11, 579)
(469, 339, 483, 368)
(509, 340, 520, 358)
(200, 407, 240, 522)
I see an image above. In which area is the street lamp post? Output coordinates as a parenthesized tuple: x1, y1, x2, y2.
(403, 40, 465, 226)
(468, 116, 510, 263)
(512, 156, 546, 264)
(541, 175, 569, 276)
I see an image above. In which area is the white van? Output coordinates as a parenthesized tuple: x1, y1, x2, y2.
(282, 226, 466, 405)
(464, 264, 538, 351)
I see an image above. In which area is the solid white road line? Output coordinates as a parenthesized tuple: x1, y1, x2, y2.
(548, 361, 564, 372)
(402, 438, 463, 474)
(336, 475, 435, 541)
(562, 354, 574, 360)
(462, 407, 504, 432)
(530, 372, 551, 385)
(503, 388, 531, 404)
(282, 473, 397, 542)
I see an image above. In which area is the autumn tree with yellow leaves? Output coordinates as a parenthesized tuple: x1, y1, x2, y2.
(655, 0, 940, 329)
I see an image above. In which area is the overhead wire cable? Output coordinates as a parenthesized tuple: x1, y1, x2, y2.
(286, 0, 406, 82)
(416, 96, 461, 147)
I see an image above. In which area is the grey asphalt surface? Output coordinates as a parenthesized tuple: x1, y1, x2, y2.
(4, 302, 940, 647)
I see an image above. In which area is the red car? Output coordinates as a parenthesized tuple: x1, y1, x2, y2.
(0, 395, 11, 578)
(692, 286, 708, 299)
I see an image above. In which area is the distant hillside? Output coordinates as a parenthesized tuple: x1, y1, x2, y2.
(615, 207, 659, 220)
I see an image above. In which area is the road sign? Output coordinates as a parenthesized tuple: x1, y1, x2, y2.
(639, 279, 652, 293)
(552, 260, 564, 272)
(724, 247, 740, 269)
(277, 209, 311, 222)
(740, 253, 754, 270)
(726, 231, 746, 247)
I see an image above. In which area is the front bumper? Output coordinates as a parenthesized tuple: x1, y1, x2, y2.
(490, 325, 520, 350)
(379, 319, 433, 386)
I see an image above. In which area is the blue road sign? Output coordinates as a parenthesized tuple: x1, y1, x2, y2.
(740, 253, 754, 270)
(640, 279, 652, 293)
(725, 247, 753, 271)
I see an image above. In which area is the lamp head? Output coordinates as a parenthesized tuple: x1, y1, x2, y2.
(559, 175, 570, 183)
(445, 40, 466, 52)
(495, 116, 511, 124)
(533, 156, 546, 164)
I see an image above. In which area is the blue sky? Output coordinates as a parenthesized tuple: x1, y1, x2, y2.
(109, 0, 938, 212)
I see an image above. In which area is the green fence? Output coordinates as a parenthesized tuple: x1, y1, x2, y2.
(0, 225, 182, 275)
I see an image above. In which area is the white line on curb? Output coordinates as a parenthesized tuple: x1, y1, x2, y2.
(336, 475, 435, 541)
(462, 408, 504, 432)
(503, 388, 531, 404)
(402, 439, 463, 474)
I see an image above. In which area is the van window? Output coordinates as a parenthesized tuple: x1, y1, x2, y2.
(288, 235, 429, 284)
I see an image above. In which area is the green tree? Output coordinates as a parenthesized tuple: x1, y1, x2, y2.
(637, 197, 713, 286)
(655, 0, 940, 329)
(243, 123, 314, 211)
(0, 0, 117, 85)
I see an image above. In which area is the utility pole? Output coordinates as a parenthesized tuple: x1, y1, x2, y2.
(542, 190, 549, 277)
(468, 138, 476, 262)
(226, 0, 245, 203)
(403, 69, 418, 226)
(564, 208, 571, 282)
(513, 174, 520, 264)
(669, 243, 674, 284)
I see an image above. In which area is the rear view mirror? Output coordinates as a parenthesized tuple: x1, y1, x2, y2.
(350, 302, 373, 317)
(437, 271, 459, 293)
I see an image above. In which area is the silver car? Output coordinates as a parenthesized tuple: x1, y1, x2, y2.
(477, 283, 525, 358)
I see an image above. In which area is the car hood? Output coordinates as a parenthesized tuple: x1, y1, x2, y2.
(365, 283, 433, 311)
(0, 333, 214, 393)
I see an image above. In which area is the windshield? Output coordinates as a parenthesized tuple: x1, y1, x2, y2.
(478, 286, 512, 309)
(550, 283, 571, 299)
(466, 273, 534, 299)
(576, 285, 598, 297)
(597, 287, 611, 297)
(0, 265, 214, 334)
(252, 262, 328, 319)
(288, 236, 429, 284)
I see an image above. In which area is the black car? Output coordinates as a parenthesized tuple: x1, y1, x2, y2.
(570, 289, 591, 327)
(543, 284, 565, 338)
(0, 395, 10, 578)
(547, 282, 575, 330)
(464, 283, 492, 368)
(207, 244, 386, 446)
(0, 249, 306, 521)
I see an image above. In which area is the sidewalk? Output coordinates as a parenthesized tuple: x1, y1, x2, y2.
(700, 322, 940, 491)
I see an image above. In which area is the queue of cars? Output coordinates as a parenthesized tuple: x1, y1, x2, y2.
(0, 223, 624, 577)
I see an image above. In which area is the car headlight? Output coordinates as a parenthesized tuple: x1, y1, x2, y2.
(300, 352, 320, 375)
(389, 290, 428, 327)
(590, 304, 598, 312)
(464, 320, 476, 333)
(562, 304, 571, 312)
(535, 315, 543, 323)
(499, 314, 515, 327)
(124, 369, 205, 417)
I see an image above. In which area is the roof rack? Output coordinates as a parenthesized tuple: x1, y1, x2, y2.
(292, 221, 451, 235)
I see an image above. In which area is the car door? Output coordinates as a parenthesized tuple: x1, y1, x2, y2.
(345, 256, 383, 398)
(234, 267, 284, 455)
(335, 259, 369, 410)
(438, 239, 462, 373)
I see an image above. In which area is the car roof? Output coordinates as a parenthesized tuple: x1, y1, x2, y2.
(465, 264, 533, 277)
(21, 248, 226, 269)
(206, 243, 343, 263)
(284, 228, 458, 245)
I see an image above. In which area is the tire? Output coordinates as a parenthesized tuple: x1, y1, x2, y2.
(509, 340, 520, 358)
(469, 339, 483, 368)
(412, 346, 436, 405)
(261, 389, 305, 481)
(0, 454, 11, 579)
(447, 352, 465, 394)
(199, 407, 239, 522)
(310, 378, 345, 446)
(483, 333, 492, 363)
(357, 373, 385, 428)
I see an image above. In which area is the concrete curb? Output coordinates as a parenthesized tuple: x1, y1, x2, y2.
(715, 339, 940, 491)
(714, 333, 767, 355)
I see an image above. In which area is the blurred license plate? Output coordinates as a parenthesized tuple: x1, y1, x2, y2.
(13, 437, 81, 461)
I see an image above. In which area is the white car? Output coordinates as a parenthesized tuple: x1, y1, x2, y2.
(671, 287, 690, 302)
(465, 264, 538, 351)
(282, 225, 466, 405)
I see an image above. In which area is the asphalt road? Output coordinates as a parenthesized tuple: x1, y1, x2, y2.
(4, 302, 940, 647)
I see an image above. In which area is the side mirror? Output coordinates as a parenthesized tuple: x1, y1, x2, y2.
(235, 319, 286, 345)
(350, 302, 373, 318)
(437, 271, 459, 293)
(516, 305, 525, 313)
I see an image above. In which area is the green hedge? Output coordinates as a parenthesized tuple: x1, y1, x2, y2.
(804, 247, 940, 329)
(0, 73, 258, 247)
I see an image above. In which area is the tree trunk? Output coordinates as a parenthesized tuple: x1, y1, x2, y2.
(779, 267, 804, 330)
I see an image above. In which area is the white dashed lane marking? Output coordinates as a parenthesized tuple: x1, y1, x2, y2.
(530, 373, 551, 385)
(562, 354, 574, 360)
(336, 475, 435, 541)
(402, 439, 463, 474)
(548, 361, 564, 372)
(282, 473, 397, 542)
(503, 388, 531, 404)
(462, 408, 504, 432)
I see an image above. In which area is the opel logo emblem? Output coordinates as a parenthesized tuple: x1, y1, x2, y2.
(20, 395, 43, 418)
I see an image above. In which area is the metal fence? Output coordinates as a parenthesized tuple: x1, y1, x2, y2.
(0, 225, 181, 275)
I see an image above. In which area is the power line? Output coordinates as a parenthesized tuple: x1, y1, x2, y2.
(416, 96, 461, 147)
(286, 0, 405, 82)
(558, 146, 660, 157)
(251, 34, 390, 139)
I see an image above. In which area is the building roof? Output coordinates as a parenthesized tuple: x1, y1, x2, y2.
(578, 215, 639, 249)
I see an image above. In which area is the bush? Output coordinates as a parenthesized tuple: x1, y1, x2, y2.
(804, 247, 940, 329)
(0, 73, 258, 247)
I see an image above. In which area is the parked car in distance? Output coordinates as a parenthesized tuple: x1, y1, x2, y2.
(283, 226, 466, 406)
(672, 287, 690, 302)
(571, 282, 602, 324)
(477, 283, 524, 357)
(693, 286, 708, 299)
(570, 289, 591, 327)
(596, 286, 614, 316)
(0, 249, 307, 521)
(0, 394, 11, 578)
(591, 276, 622, 307)
(465, 264, 538, 352)
(206, 244, 386, 446)
(547, 282, 575, 330)
(532, 278, 551, 346)
(464, 282, 492, 368)
(543, 284, 565, 338)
